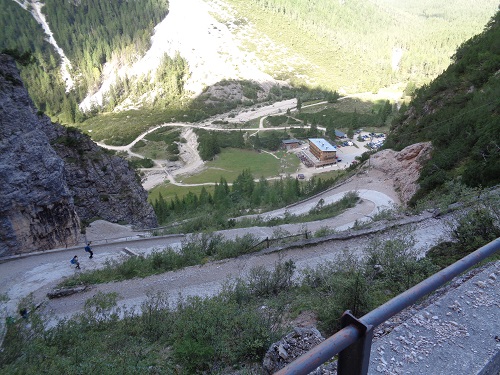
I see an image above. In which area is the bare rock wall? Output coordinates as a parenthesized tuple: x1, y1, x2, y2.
(0, 54, 80, 255)
(370, 142, 433, 205)
(0, 54, 157, 256)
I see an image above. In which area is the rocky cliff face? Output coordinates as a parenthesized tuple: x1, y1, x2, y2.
(45, 122, 158, 230)
(0, 54, 157, 257)
(0, 54, 80, 255)
(370, 142, 433, 205)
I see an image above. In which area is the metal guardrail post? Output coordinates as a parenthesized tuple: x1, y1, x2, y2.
(338, 311, 374, 375)
(275, 237, 500, 375)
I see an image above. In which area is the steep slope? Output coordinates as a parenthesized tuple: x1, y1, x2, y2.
(79, 0, 286, 111)
(3, 0, 498, 120)
(43, 123, 158, 231)
(0, 54, 157, 256)
(0, 54, 79, 255)
(385, 10, 500, 202)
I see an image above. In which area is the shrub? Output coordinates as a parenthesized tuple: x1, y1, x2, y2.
(129, 157, 154, 168)
(171, 293, 281, 373)
(246, 259, 296, 297)
(365, 235, 438, 294)
(428, 205, 500, 268)
(313, 226, 336, 237)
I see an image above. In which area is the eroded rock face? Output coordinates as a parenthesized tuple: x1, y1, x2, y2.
(0, 54, 157, 256)
(43, 121, 157, 230)
(370, 142, 433, 205)
(0, 54, 80, 255)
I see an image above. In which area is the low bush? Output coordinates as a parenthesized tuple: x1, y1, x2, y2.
(428, 205, 500, 268)
(128, 157, 154, 169)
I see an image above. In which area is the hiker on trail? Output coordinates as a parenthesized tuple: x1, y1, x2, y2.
(19, 308, 28, 319)
(84, 242, 93, 259)
(70, 255, 80, 269)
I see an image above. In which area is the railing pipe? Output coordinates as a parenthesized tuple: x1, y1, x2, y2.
(360, 237, 500, 328)
(275, 237, 500, 375)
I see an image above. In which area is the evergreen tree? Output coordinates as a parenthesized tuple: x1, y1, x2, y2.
(213, 177, 230, 208)
(232, 169, 255, 201)
(199, 187, 211, 206)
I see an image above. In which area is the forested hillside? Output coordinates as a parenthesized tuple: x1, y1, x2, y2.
(41, 0, 168, 94)
(227, 0, 498, 91)
(0, 0, 67, 116)
(1, 0, 498, 124)
(384, 10, 500, 203)
(0, 0, 171, 121)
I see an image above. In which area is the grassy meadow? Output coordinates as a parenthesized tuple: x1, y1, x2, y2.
(148, 148, 300, 202)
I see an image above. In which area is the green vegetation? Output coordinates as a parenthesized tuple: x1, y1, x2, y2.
(42, 0, 168, 94)
(149, 183, 215, 203)
(128, 158, 154, 169)
(0, 0, 69, 119)
(152, 170, 347, 232)
(130, 128, 181, 160)
(427, 191, 500, 268)
(236, 192, 360, 228)
(295, 99, 394, 139)
(227, 0, 498, 91)
(2, 233, 444, 373)
(1, 286, 285, 374)
(385, 11, 500, 202)
(59, 233, 261, 287)
(3, 0, 495, 139)
(77, 108, 197, 145)
(265, 115, 301, 127)
(103, 52, 189, 112)
(182, 149, 291, 183)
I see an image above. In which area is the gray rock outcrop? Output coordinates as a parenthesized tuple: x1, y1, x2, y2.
(263, 327, 327, 374)
(0, 54, 80, 255)
(43, 121, 157, 230)
(0, 54, 157, 257)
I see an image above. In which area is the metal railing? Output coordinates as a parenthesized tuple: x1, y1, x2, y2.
(275, 237, 500, 375)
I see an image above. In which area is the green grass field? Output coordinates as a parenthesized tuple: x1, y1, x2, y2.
(148, 183, 215, 203)
(181, 148, 299, 183)
(148, 148, 300, 202)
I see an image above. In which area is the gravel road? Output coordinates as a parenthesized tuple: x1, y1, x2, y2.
(0, 164, 450, 333)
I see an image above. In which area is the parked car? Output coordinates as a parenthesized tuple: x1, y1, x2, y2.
(298, 174, 305, 179)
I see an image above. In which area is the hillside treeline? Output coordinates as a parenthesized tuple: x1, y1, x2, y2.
(385, 10, 500, 203)
(0, 0, 69, 116)
(153, 170, 339, 230)
(228, 0, 498, 91)
(0, 0, 175, 121)
(41, 0, 168, 94)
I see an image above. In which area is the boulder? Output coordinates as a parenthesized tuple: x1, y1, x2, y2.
(262, 327, 328, 374)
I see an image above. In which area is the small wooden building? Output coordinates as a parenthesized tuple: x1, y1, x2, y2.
(282, 139, 301, 150)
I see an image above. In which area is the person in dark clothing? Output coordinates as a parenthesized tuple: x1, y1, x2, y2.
(84, 242, 93, 259)
(19, 308, 28, 319)
(70, 255, 80, 269)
